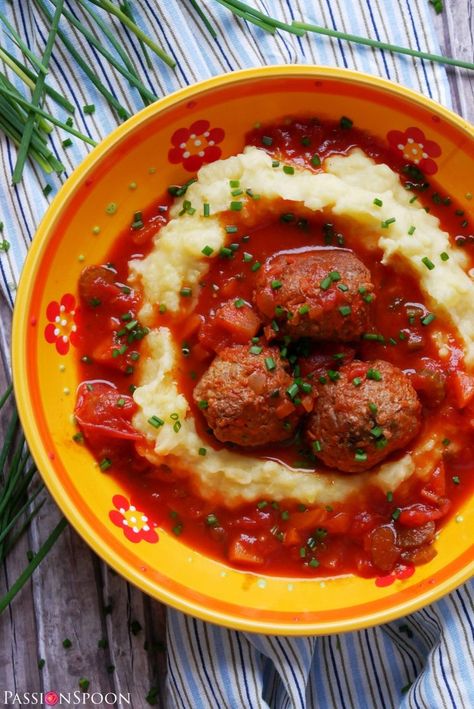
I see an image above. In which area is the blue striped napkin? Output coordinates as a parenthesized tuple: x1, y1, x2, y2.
(1, 2, 472, 707)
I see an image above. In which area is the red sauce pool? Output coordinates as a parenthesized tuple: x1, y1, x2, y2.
(74, 118, 474, 578)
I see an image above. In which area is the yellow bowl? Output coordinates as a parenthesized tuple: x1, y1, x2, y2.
(12, 66, 474, 635)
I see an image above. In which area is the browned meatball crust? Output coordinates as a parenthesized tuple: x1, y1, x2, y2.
(254, 249, 375, 341)
(193, 345, 301, 446)
(306, 359, 421, 472)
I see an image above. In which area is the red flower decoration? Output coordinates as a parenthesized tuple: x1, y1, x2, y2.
(44, 293, 80, 355)
(109, 495, 159, 544)
(168, 119, 225, 172)
(375, 563, 415, 587)
(387, 127, 441, 175)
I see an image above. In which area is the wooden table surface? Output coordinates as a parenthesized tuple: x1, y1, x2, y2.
(0, 5, 472, 708)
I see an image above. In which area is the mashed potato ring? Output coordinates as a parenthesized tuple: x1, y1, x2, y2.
(129, 147, 473, 507)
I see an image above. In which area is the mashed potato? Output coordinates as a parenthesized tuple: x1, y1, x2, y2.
(129, 147, 472, 507)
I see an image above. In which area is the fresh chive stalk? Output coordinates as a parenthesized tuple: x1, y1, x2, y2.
(215, 0, 474, 71)
(11, 0, 64, 184)
(87, 0, 176, 67)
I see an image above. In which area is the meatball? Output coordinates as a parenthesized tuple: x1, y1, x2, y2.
(306, 359, 421, 472)
(193, 345, 301, 446)
(254, 249, 374, 341)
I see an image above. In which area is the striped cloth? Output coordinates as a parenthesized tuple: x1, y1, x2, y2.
(0, 2, 472, 708)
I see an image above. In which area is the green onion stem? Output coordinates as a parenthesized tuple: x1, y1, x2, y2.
(33, 0, 130, 120)
(0, 114, 55, 173)
(215, 0, 474, 71)
(188, 0, 218, 38)
(49, 0, 158, 104)
(12, 0, 64, 184)
(0, 10, 49, 73)
(293, 20, 474, 71)
(214, 0, 304, 35)
(77, 0, 153, 102)
(215, 0, 276, 33)
(86, 0, 176, 68)
(3, 498, 46, 556)
(120, 0, 153, 69)
(0, 484, 44, 547)
(0, 72, 53, 136)
(0, 86, 98, 146)
(0, 46, 75, 113)
(0, 383, 12, 410)
(0, 517, 67, 615)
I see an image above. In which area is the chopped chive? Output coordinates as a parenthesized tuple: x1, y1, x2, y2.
(311, 153, 321, 167)
(203, 203, 210, 217)
(452, 475, 460, 485)
(386, 491, 394, 502)
(159, 303, 167, 314)
(281, 510, 290, 521)
(271, 279, 283, 290)
(243, 252, 253, 262)
(198, 400, 208, 410)
(201, 245, 214, 256)
(363, 293, 375, 303)
(352, 377, 362, 387)
(373, 198, 383, 207)
(225, 225, 238, 233)
(367, 368, 382, 381)
(442, 438, 451, 446)
(172, 523, 183, 536)
(180, 287, 192, 297)
(422, 256, 435, 270)
(264, 357, 276, 372)
(368, 402, 378, 414)
(205, 513, 219, 527)
(280, 212, 295, 223)
(408, 225, 416, 235)
(339, 305, 352, 317)
(262, 135, 273, 146)
(42, 184, 52, 197)
(370, 426, 383, 438)
(249, 345, 263, 354)
(220, 247, 233, 258)
(286, 383, 299, 399)
(251, 261, 261, 272)
(381, 217, 396, 228)
(148, 416, 165, 429)
(362, 333, 385, 342)
(328, 370, 340, 382)
(329, 271, 341, 281)
(272, 159, 280, 167)
(230, 201, 243, 211)
(83, 103, 96, 114)
(309, 558, 320, 568)
(283, 165, 295, 175)
(99, 458, 112, 471)
(392, 508, 402, 521)
(340, 116, 353, 129)
(62, 638, 72, 649)
(354, 450, 367, 462)
(234, 298, 245, 308)
(198, 447, 207, 456)
(231, 188, 243, 196)
(298, 304, 310, 315)
(421, 313, 436, 326)
(62, 138, 73, 148)
(337, 283, 349, 292)
(312, 440, 322, 452)
(440, 252, 449, 261)
(320, 276, 332, 290)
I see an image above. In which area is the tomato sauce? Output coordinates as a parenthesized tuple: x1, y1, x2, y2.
(74, 118, 474, 578)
